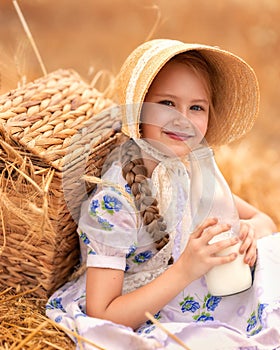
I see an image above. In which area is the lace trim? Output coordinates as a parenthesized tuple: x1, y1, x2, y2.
(134, 138, 169, 162)
(123, 231, 174, 294)
(123, 267, 168, 294)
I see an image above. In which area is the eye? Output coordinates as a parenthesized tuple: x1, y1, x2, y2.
(159, 100, 175, 107)
(190, 105, 204, 111)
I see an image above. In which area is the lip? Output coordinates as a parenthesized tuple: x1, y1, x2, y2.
(163, 130, 195, 141)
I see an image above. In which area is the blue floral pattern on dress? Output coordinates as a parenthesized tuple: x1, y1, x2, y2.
(126, 244, 137, 258)
(125, 245, 137, 271)
(125, 184, 131, 194)
(136, 311, 161, 334)
(247, 313, 257, 333)
(55, 315, 63, 323)
(46, 297, 66, 312)
(179, 293, 220, 322)
(194, 312, 214, 322)
(132, 250, 153, 264)
(180, 296, 200, 313)
(246, 303, 268, 336)
(88, 248, 96, 255)
(102, 195, 122, 215)
(97, 216, 114, 231)
(90, 199, 99, 215)
(204, 294, 221, 311)
(80, 231, 90, 245)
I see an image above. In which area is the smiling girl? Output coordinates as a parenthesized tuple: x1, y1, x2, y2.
(47, 39, 280, 350)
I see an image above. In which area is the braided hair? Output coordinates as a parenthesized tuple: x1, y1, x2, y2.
(119, 138, 170, 251)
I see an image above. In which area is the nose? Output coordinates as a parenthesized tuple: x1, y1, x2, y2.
(172, 110, 192, 129)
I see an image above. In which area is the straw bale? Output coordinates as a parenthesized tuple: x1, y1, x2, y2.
(0, 287, 75, 349)
(0, 69, 122, 297)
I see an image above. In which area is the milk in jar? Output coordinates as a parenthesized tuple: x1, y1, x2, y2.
(189, 145, 252, 296)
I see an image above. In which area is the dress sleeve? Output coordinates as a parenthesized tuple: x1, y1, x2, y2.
(77, 185, 138, 271)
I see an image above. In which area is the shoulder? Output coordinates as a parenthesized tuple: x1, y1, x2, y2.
(79, 162, 137, 234)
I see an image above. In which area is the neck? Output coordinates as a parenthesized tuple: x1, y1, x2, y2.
(141, 150, 159, 177)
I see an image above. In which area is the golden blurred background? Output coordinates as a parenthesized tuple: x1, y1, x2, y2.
(0, 0, 280, 227)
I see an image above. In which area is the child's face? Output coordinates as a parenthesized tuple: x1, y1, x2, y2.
(141, 60, 210, 157)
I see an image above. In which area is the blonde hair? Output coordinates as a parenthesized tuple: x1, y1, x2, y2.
(170, 51, 217, 139)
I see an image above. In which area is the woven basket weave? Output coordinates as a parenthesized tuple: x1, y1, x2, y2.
(0, 69, 122, 297)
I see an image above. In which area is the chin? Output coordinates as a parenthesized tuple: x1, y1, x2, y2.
(170, 147, 191, 158)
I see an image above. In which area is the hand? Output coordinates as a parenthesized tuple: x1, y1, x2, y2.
(177, 217, 239, 283)
(239, 220, 257, 267)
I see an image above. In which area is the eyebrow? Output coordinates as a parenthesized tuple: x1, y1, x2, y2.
(191, 99, 209, 104)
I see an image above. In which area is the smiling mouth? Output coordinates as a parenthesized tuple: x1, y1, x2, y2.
(163, 130, 195, 141)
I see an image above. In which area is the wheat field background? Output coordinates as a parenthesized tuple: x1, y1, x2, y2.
(0, 0, 279, 348)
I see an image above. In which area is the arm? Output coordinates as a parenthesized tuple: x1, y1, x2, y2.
(86, 218, 239, 329)
(234, 194, 277, 266)
(86, 262, 192, 329)
(234, 194, 277, 238)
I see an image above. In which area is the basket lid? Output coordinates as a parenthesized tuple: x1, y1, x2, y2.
(0, 69, 120, 171)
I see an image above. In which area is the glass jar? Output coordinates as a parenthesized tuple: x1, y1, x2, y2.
(189, 145, 252, 296)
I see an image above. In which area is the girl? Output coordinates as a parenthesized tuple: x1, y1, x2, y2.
(47, 39, 280, 350)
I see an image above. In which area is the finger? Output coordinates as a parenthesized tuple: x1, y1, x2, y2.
(248, 255, 257, 267)
(201, 223, 232, 245)
(244, 252, 257, 266)
(191, 217, 218, 239)
(239, 226, 254, 254)
(210, 249, 238, 265)
(243, 241, 257, 265)
(239, 236, 250, 254)
(239, 222, 249, 241)
(208, 236, 239, 256)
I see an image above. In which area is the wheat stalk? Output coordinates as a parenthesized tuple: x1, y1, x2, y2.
(12, 0, 47, 76)
(145, 312, 191, 350)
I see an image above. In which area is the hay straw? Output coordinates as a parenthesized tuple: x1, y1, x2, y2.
(145, 312, 191, 350)
(90, 69, 114, 94)
(0, 154, 54, 245)
(0, 207, 6, 256)
(46, 318, 107, 350)
(11, 321, 50, 350)
(4, 158, 44, 195)
(0, 287, 74, 349)
(143, 5, 162, 42)
(0, 285, 106, 350)
(0, 284, 41, 305)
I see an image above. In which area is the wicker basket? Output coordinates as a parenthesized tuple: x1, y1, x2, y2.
(0, 69, 122, 297)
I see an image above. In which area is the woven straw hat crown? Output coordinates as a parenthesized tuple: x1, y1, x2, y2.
(116, 39, 260, 146)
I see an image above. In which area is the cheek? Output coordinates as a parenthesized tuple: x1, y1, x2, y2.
(141, 124, 160, 139)
(200, 123, 208, 136)
(193, 117, 209, 138)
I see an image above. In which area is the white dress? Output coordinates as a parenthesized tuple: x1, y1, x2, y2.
(46, 161, 280, 350)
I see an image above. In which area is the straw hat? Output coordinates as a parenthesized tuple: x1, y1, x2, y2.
(115, 39, 259, 146)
